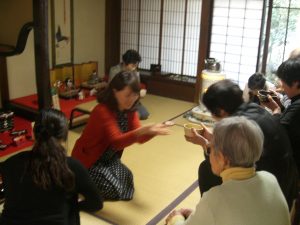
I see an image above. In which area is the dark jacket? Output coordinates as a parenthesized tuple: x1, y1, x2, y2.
(233, 103, 298, 207)
(0, 151, 103, 225)
(279, 95, 300, 172)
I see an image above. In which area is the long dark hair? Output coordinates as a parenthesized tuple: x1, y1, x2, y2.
(30, 109, 74, 191)
(97, 71, 140, 111)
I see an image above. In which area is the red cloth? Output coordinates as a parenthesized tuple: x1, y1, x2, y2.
(10, 92, 96, 119)
(72, 104, 153, 168)
(140, 83, 146, 89)
(0, 116, 34, 157)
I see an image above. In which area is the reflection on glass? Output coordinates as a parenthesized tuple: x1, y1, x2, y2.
(273, 0, 289, 8)
(291, 0, 300, 8)
(265, 5, 300, 82)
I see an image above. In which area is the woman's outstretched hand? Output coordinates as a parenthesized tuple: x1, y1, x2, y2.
(137, 123, 172, 137)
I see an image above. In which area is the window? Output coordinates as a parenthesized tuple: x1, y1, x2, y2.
(120, 0, 300, 86)
(120, 0, 139, 56)
(139, 0, 161, 69)
(210, 0, 264, 88)
(120, 0, 202, 77)
(260, 0, 300, 81)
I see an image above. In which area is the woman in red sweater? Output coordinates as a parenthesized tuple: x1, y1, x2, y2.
(72, 71, 171, 200)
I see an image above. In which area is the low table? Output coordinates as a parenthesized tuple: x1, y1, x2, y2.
(69, 100, 98, 129)
(0, 116, 33, 162)
(9, 93, 97, 121)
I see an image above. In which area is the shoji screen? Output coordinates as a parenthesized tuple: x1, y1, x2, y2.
(120, 0, 139, 60)
(161, 0, 185, 74)
(210, 0, 264, 87)
(139, 0, 161, 69)
(183, 0, 202, 76)
(120, 0, 202, 76)
(161, 0, 201, 76)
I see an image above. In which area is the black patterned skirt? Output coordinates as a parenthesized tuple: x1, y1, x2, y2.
(88, 149, 134, 201)
(88, 111, 135, 201)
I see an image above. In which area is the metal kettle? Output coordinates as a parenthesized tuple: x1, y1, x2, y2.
(205, 58, 221, 72)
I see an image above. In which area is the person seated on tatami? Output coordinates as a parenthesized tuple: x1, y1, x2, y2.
(273, 47, 300, 109)
(186, 79, 298, 209)
(166, 116, 290, 225)
(242, 72, 276, 104)
(263, 58, 300, 175)
(72, 71, 172, 201)
(0, 109, 103, 225)
(109, 49, 149, 120)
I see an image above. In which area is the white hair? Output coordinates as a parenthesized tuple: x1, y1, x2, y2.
(212, 116, 263, 167)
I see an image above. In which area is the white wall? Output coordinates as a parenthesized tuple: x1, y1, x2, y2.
(7, 31, 37, 99)
(73, 0, 106, 75)
(0, 0, 32, 46)
(5, 0, 106, 99)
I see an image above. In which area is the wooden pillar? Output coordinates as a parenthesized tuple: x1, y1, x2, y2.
(105, 0, 121, 74)
(0, 57, 9, 108)
(195, 0, 214, 103)
(32, 0, 52, 110)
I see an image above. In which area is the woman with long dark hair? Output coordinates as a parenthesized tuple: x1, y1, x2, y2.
(0, 109, 102, 225)
(72, 71, 172, 201)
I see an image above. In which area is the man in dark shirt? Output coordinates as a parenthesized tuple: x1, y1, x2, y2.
(264, 58, 300, 174)
(109, 49, 149, 120)
(186, 79, 298, 209)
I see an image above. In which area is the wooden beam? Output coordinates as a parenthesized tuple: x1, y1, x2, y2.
(32, 0, 52, 110)
(0, 57, 9, 108)
(105, 0, 121, 74)
(261, 0, 273, 73)
(195, 0, 214, 103)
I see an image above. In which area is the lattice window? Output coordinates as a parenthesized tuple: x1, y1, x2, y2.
(210, 0, 264, 87)
(120, 0, 139, 60)
(120, 0, 202, 77)
(261, 0, 300, 79)
(183, 0, 202, 76)
(139, 0, 161, 69)
(160, 0, 185, 74)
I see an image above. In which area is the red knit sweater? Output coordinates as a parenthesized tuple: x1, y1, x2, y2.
(72, 104, 153, 168)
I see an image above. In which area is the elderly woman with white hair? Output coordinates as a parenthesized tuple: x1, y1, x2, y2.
(166, 116, 290, 225)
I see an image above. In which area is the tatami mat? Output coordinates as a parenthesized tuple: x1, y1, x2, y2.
(156, 188, 201, 225)
(67, 94, 204, 225)
(139, 94, 195, 123)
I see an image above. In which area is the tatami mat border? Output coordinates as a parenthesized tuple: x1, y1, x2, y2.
(163, 107, 194, 122)
(145, 180, 198, 225)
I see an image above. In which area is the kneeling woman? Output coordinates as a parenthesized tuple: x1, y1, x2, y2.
(72, 71, 171, 201)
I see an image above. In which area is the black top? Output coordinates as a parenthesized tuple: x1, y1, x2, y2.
(233, 103, 298, 205)
(279, 94, 300, 172)
(0, 151, 103, 225)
